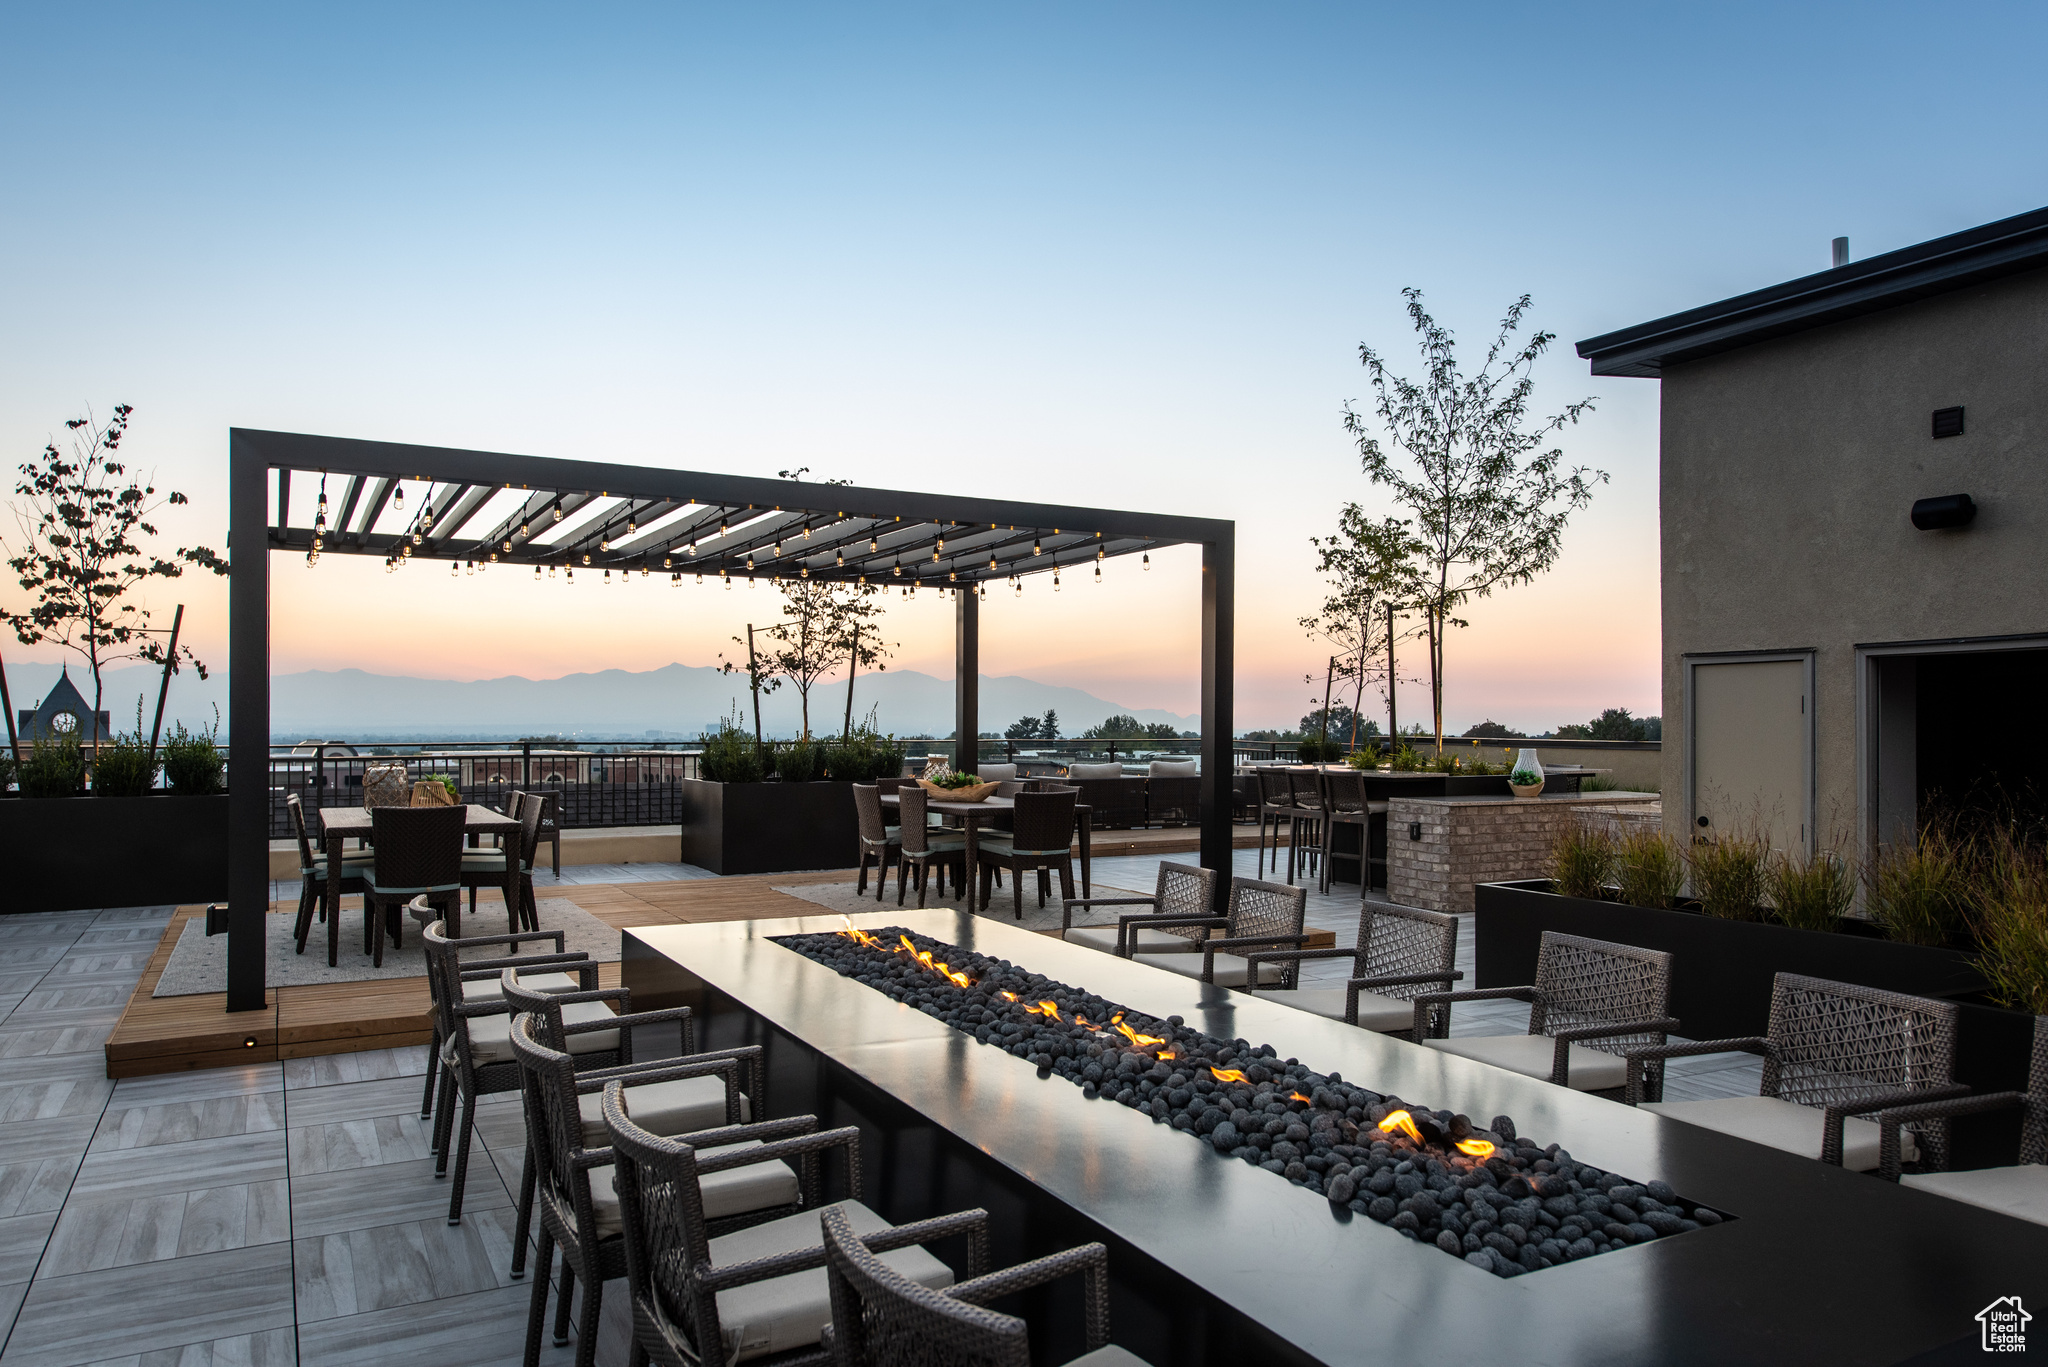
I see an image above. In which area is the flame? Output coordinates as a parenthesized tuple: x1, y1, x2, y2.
(1115, 1021, 1168, 1049)
(1157, 1049, 1175, 1060)
(837, 917, 884, 950)
(878, 933, 973, 989)
(1000, 991, 1018, 1002)
(1378, 1109, 1424, 1145)
(1453, 1138, 1496, 1159)
(1210, 1067, 1249, 1084)
(1023, 999, 1062, 1021)
(1289, 1091, 1311, 1104)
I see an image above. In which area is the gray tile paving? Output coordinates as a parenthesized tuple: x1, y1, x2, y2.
(6, 1243, 294, 1366)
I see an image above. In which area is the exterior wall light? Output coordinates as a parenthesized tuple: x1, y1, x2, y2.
(1911, 494, 1976, 530)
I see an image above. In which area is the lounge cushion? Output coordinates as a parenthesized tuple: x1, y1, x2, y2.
(454, 999, 622, 1065)
(1424, 1034, 1630, 1092)
(586, 1140, 798, 1236)
(1148, 760, 1198, 778)
(1132, 952, 1283, 987)
(1642, 1094, 1914, 1171)
(1901, 1164, 2048, 1225)
(1266, 987, 1415, 1032)
(460, 852, 511, 871)
(461, 970, 582, 1002)
(1066, 763, 1124, 780)
(710, 1198, 953, 1362)
(578, 1073, 752, 1146)
(975, 764, 1018, 782)
(976, 837, 1068, 858)
(1063, 926, 1200, 956)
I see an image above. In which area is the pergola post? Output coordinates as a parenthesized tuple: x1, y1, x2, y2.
(226, 433, 270, 1012)
(1199, 530, 1235, 903)
(954, 588, 979, 770)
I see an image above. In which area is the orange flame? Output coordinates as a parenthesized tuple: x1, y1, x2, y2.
(1210, 1066, 1249, 1084)
(891, 934, 973, 989)
(1115, 1020, 1168, 1049)
(1289, 1091, 1311, 1104)
(1378, 1109, 1424, 1145)
(1453, 1138, 1496, 1159)
(1157, 1049, 1175, 1060)
(1024, 999, 1062, 1021)
(837, 918, 884, 950)
(1000, 991, 1018, 1002)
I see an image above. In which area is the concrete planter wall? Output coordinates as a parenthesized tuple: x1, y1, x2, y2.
(0, 793, 229, 913)
(678, 778, 858, 875)
(1473, 879, 2034, 1168)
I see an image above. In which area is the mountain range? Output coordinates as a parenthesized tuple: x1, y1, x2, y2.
(0, 660, 1196, 741)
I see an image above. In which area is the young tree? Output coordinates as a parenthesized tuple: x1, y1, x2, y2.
(1345, 290, 1603, 750)
(721, 579, 894, 740)
(1040, 709, 1060, 740)
(1299, 503, 1421, 751)
(3, 406, 228, 745)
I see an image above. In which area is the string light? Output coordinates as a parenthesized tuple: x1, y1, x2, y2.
(451, 561, 460, 577)
(566, 566, 575, 583)
(1143, 552, 1150, 571)
(1096, 546, 1104, 561)
(487, 552, 497, 563)
(662, 556, 672, 569)
(1032, 537, 1042, 556)
(719, 519, 728, 536)
(411, 529, 422, 546)
(746, 555, 756, 571)
(836, 549, 844, 567)
(800, 566, 809, 579)
(628, 517, 637, 535)
(892, 557, 901, 577)
(947, 570, 956, 582)
(314, 476, 328, 536)
(422, 498, 435, 532)
(582, 553, 592, 566)
(503, 540, 512, 553)
(535, 566, 542, 580)
(869, 535, 878, 552)
(548, 564, 556, 578)
(1094, 564, 1101, 585)
(988, 555, 997, 571)
(672, 572, 681, 586)
(604, 569, 612, 585)
(801, 522, 812, 539)
(772, 539, 782, 557)
(393, 483, 405, 511)
(1054, 566, 1062, 592)
(520, 521, 529, 537)
(600, 534, 610, 552)
(553, 506, 562, 522)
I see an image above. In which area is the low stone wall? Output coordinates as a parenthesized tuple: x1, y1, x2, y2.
(1387, 794, 1660, 914)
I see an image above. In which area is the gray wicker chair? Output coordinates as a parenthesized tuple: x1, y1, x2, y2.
(287, 794, 371, 955)
(820, 1204, 1146, 1367)
(359, 804, 467, 965)
(414, 917, 594, 1127)
(852, 784, 902, 901)
(1414, 932, 1679, 1094)
(975, 790, 1077, 919)
(1059, 861, 1218, 957)
(894, 785, 967, 908)
(1252, 769, 1304, 880)
(447, 792, 543, 936)
(1284, 768, 1326, 885)
(1626, 973, 1967, 1170)
(1130, 877, 1310, 988)
(1879, 1015, 2047, 1218)
(602, 1080, 970, 1367)
(420, 921, 624, 1227)
(1239, 902, 1461, 1037)
(1313, 770, 1387, 895)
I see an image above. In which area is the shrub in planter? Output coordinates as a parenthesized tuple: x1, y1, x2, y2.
(775, 737, 824, 783)
(1867, 825, 1971, 948)
(163, 717, 224, 795)
(92, 734, 159, 796)
(698, 712, 768, 784)
(1767, 847, 1854, 931)
(18, 734, 84, 798)
(1387, 743, 1426, 772)
(1548, 823, 1614, 900)
(822, 724, 907, 782)
(1688, 830, 1770, 921)
(0, 748, 14, 792)
(1615, 829, 1684, 909)
(1969, 831, 2048, 1014)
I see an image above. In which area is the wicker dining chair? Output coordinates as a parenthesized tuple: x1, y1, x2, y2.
(1239, 902, 1461, 1037)
(287, 793, 372, 955)
(1130, 877, 1310, 988)
(445, 794, 544, 937)
(1252, 769, 1299, 880)
(1284, 768, 1326, 885)
(360, 805, 468, 965)
(602, 1080, 971, 1367)
(975, 790, 1077, 919)
(1413, 932, 1680, 1095)
(420, 921, 627, 1226)
(1626, 973, 1967, 1171)
(852, 785, 902, 901)
(1059, 861, 1218, 957)
(1878, 1015, 2048, 1218)
(894, 785, 967, 908)
(1313, 770, 1388, 895)
(820, 1204, 1146, 1367)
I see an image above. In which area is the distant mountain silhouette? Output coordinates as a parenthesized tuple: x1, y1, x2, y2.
(0, 660, 1196, 741)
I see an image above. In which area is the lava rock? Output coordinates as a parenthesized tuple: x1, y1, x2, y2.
(1367, 1196, 1397, 1223)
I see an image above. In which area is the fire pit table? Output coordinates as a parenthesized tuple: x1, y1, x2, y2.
(622, 909, 2044, 1366)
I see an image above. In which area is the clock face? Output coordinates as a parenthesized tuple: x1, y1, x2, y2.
(51, 711, 78, 735)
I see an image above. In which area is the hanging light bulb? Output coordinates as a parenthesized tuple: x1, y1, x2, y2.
(746, 555, 756, 571)
(948, 570, 956, 582)
(1032, 538, 1042, 556)
(502, 539, 512, 554)
(451, 561, 460, 577)
(488, 552, 497, 563)
(628, 517, 637, 535)
(772, 539, 782, 558)
(581, 553, 591, 566)
(466, 560, 475, 575)
(641, 564, 649, 578)
(1096, 546, 1104, 562)
(600, 534, 610, 552)
(935, 535, 945, 554)
(719, 519, 728, 536)
(836, 549, 844, 567)
(1094, 564, 1101, 585)
(604, 569, 612, 584)
(977, 583, 986, 598)
(393, 483, 405, 511)
(422, 499, 435, 531)
(695, 572, 703, 584)
(535, 565, 543, 580)
(548, 563, 557, 577)
(553, 506, 562, 522)
(858, 573, 867, 585)
(801, 523, 812, 540)
(306, 550, 318, 568)
(800, 566, 809, 579)
(311, 533, 323, 552)
(869, 535, 878, 552)
(1054, 568, 1062, 592)
(411, 530, 422, 546)
(892, 557, 902, 577)
(520, 521, 529, 537)
(663, 556, 672, 569)
(988, 555, 997, 571)
(672, 572, 681, 586)
(567, 567, 575, 583)
(1143, 553, 1150, 571)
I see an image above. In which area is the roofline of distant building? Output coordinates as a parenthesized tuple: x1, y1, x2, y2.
(1575, 204, 2048, 378)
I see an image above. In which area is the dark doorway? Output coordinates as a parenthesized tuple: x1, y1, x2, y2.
(1913, 648, 2048, 839)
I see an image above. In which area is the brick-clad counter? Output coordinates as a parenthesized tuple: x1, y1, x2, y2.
(1385, 792, 1659, 913)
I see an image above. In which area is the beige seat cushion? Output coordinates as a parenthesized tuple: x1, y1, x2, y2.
(578, 1073, 752, 1146)
(1268, 987, 1415, 1033)
(1132, 952, 1283, 988)
(710, 1198, 953, 1362)
(1066, 763, 1124, 781)
(587, 1140, 799, 1236)
(1424, 1034, 1630, 1092)
(1642, 1094, 1914, 1171)
(1148, 760, 1198, 778)
(975, 764, 1018, 782)
(1065, 1347, 1152, 1367)
(1902, 1164, 2048, 1225)
(455, 999, 622, 1066)
(460, 970, 581, 1002)
(1063, 925, 1200, 956)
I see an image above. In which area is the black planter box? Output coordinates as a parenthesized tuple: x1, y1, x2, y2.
(1474, 879, 2035, 1168)
(678, 778, 859, 875)
(0, 793, 229, 913)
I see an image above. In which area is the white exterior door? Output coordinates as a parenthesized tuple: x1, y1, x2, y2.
(1689, 656, 1811, 855)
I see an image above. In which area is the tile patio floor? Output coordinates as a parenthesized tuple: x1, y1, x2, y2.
(3, 854, 1759, 1364)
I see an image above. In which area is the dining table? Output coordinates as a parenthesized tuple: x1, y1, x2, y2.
(880, 793, 1093, 915)
(318, 802, 521, 966)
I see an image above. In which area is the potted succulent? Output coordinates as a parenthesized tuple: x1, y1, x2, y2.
(1508, 767, 1545, 798)
(920, 770, 1000, 803)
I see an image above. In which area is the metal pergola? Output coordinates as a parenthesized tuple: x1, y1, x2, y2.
(226, 429, 1236, 1010)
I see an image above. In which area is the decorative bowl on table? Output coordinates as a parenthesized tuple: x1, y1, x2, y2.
(919, 777, 1001, 803)
(1508, 768, 1545, 799)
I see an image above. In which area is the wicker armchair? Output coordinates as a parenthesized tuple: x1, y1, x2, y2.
(1131, 877, 1310, 988)
(414, 917, 593, 1123)
(1878, 1015, 2048, 1218)
(1239, 902, 1460, 1037)
(420, 921, 624, 1227)
(820, 1204, 1146, 1367)
(852, 785, 902, 901)
(603, 1081, 968, 1367)
(1627, 973, 1967, 1171)
(287, 794, 371, 956)
(1059, 861, 1217, 957)
(894, 785, 967, 908)
(514, 1018, 819, 1367)
(1313, 770, 1387, 895)
(1414, 932, 1679, 1094)
(358, 804, 466, 965)
(975, 790, 1078, 919)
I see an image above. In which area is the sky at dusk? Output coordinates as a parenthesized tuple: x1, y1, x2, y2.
(4, 2, 2045, 734)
